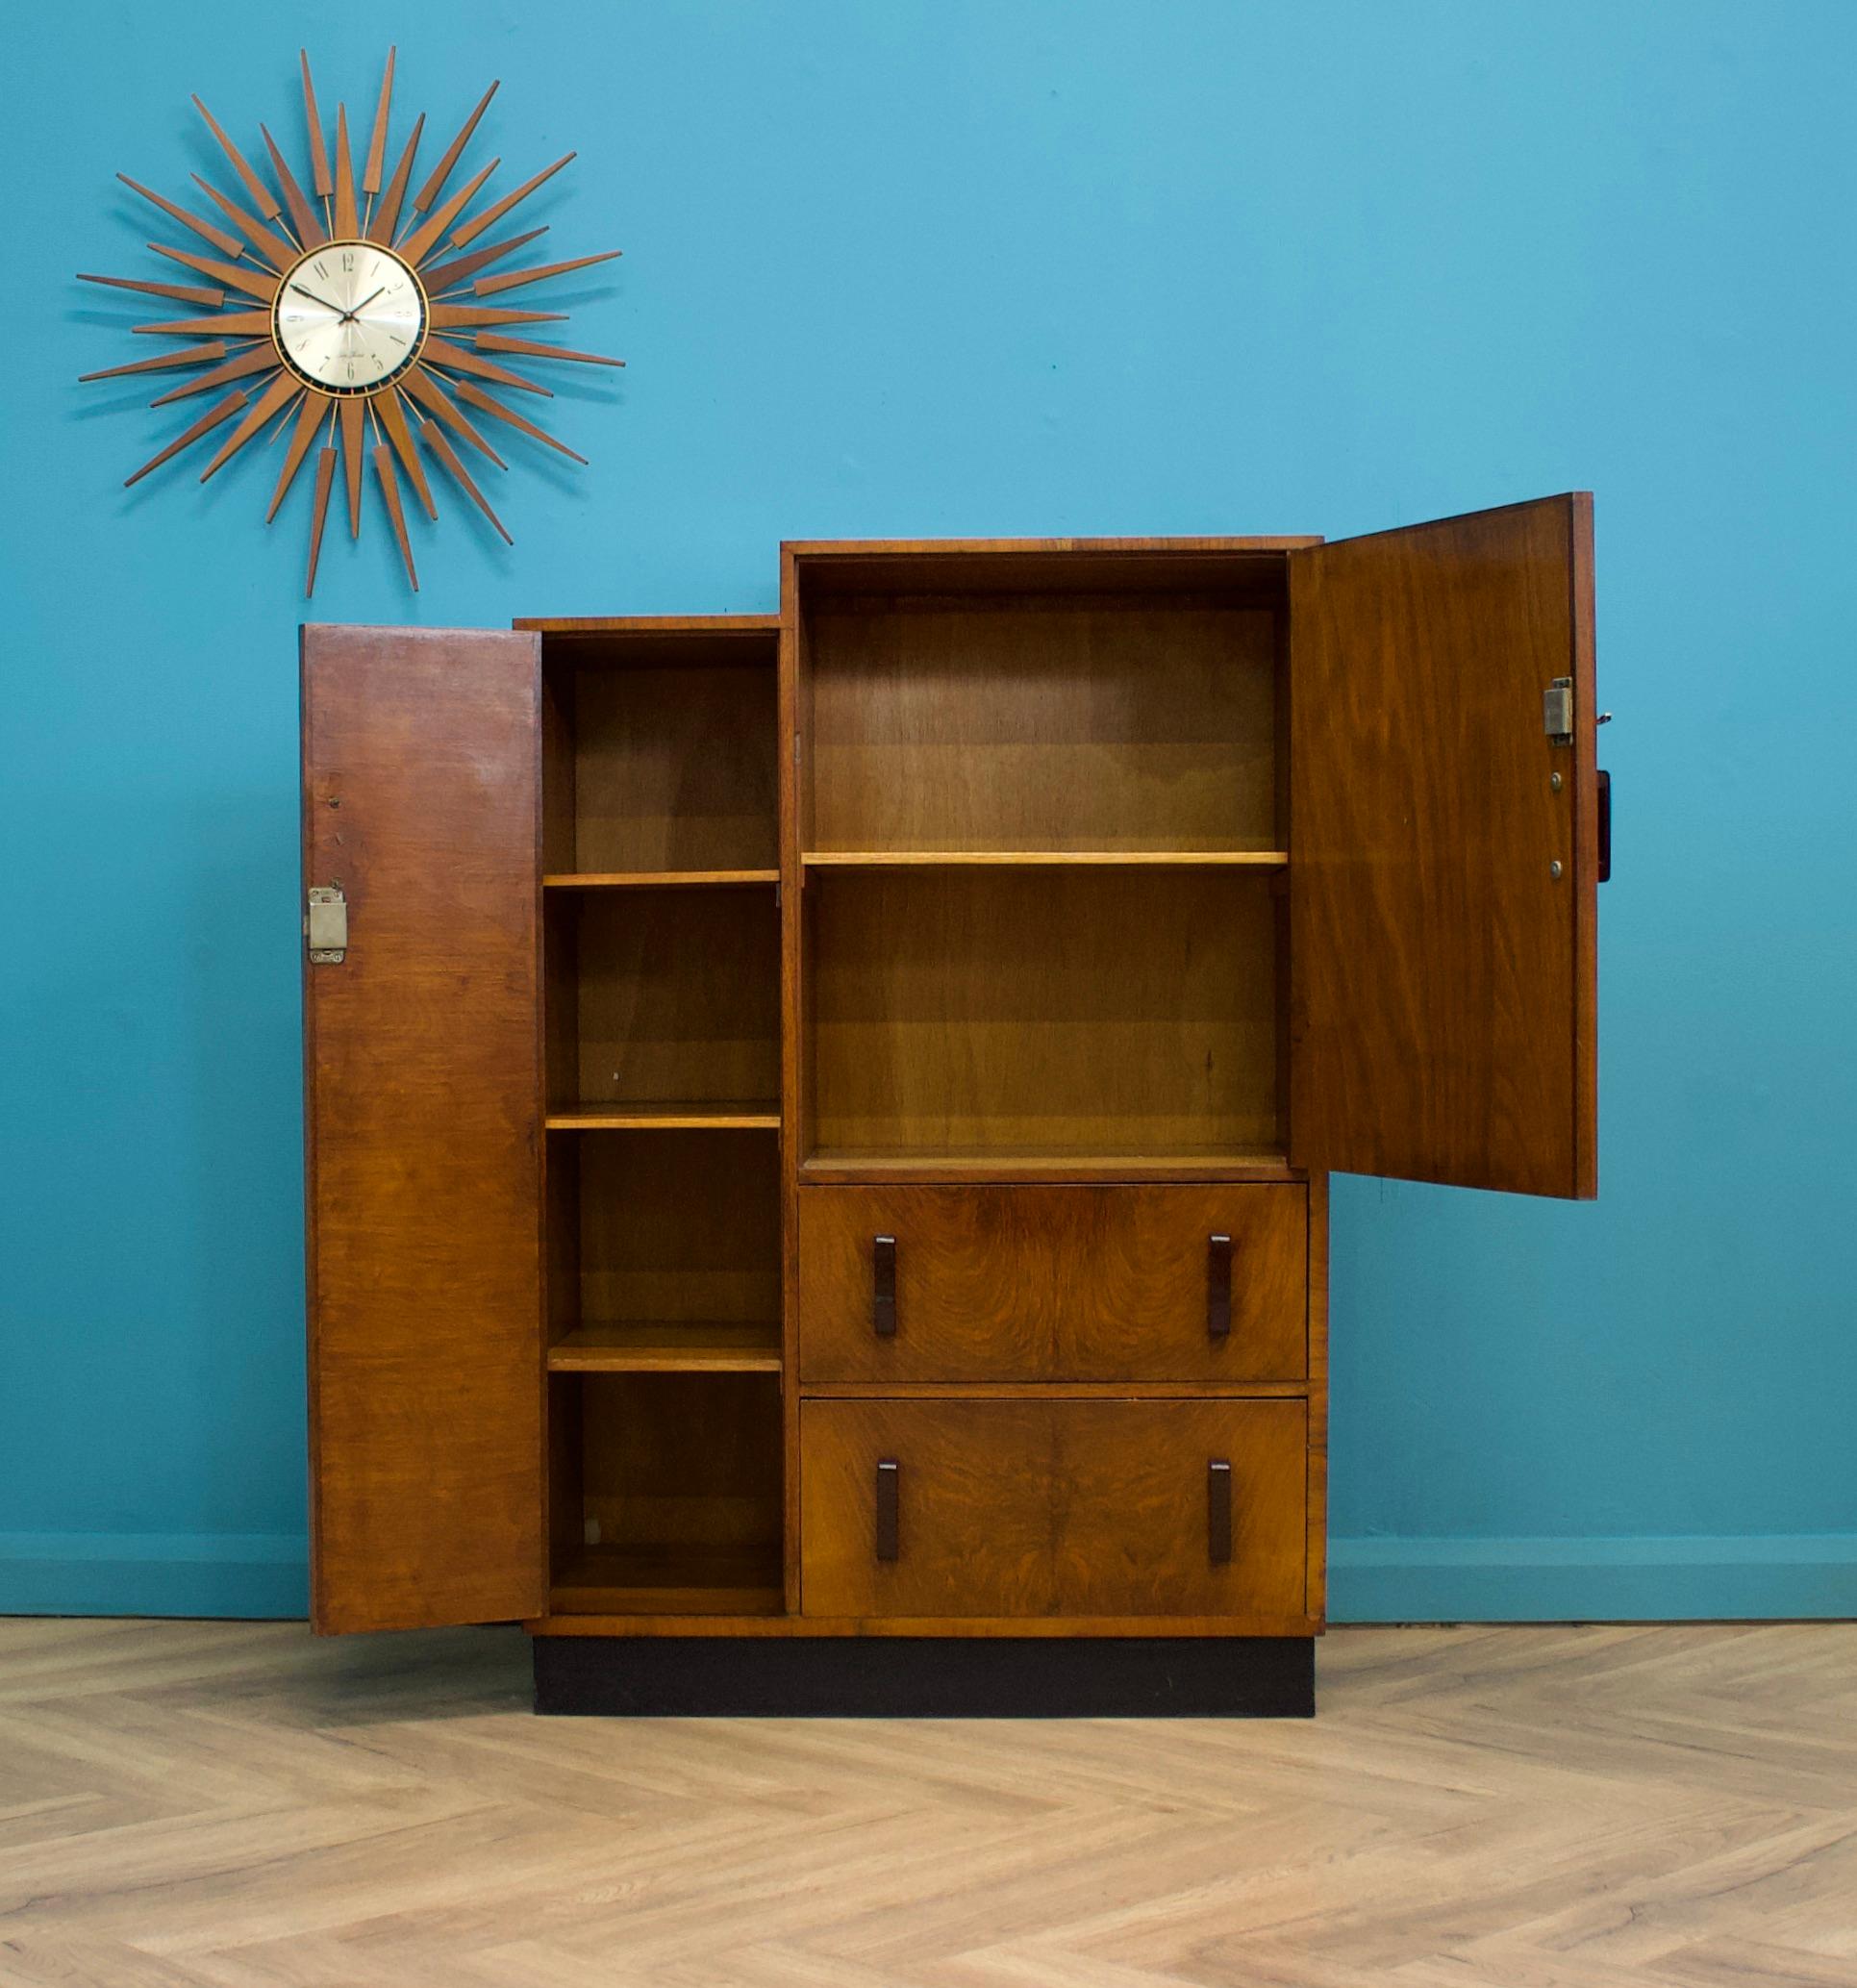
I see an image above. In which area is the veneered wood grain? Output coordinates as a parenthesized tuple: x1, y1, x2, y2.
(300, 50, 334, 198)
(800, 1397, 1306, 1619)
(806, 865, 1280, 1160)
(1305, 1171, 1329, 1624)
(553, 1373, 782, 1612)
(420, 225, 547, 294)
(449, 379, 586, 462)
(302, 624, 543, 1632)
(363, 47, 396, 193)
(371, 443, 417, 590)
(265, 390, 327, 520)
(401, 159, 500, 267)
(805, 597, 1280, 853)
(122, 388, 246, 487)
(560, 658, 778, 873)
(147, 239, 282, 301)
(259, 125, 327, 249)
(118, 173, 244, 260)
(198, 371, 296, 482)
(421, 335, 548, 395)
(417, 415, 512, 543)
(303, 446, 336, 595)
(412, 80, 498, 214)
(148, 343, 279, 405)
(80, 340, 228, 384)
(404, 366, 507, 467)
(449, 153, 573, 248)
(332, 105, 359, 239)
(474, 250, 620, 297)
(1288, 493, 1598, 1198)
(192, 95, 282, 221)
(550, 885, 779, 1110)
(556, 1128, 781, 1340)
(77, 270, 223, 310)
(376, 385, 437, 521)
(188, 175, 295, 269)
(366, 113, 425, 246)
(797, 1184, 1306, 1384)
(475, 332, 624, 368)
(339, 398, 364, 536)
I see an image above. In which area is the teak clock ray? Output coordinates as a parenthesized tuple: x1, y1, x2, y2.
(79, 50, 622, 594)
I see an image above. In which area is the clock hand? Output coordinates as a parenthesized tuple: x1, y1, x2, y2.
(339, 287, 388, 323)
(289, 281, 344, 313)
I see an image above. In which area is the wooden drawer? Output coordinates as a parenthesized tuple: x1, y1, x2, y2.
(800, 1397, 1307, 1620)
(797, 1184, 1306, 1383)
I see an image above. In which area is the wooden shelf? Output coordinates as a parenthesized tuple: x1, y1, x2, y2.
(550, 1544, 784, 1618)
(545, 869, 778, 890)
(548, 1101, 781, 1131)
(548, 1321, 782, 1373)
(801, 1145, 1296, 1184)
(802, 850, 1287, 869)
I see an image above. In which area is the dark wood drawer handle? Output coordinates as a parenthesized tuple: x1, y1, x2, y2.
(1208, 1459, 1233, 1565)
(1208, 1233, 1232, 1340)
(875, 1458, 900, 1562)
(873, 1234, 897, 1338)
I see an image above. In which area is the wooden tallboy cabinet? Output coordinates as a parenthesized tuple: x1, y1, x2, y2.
(302, 496, 1602, 1715)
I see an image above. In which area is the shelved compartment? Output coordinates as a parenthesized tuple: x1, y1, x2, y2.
(545, 885, 780, 1122)
(546, 1129, 782, 1371)
(795, 550, 1288, 859)
(549, 1371, 784, 1614)
(541, 627, 778, 882)
(802, 864, 1283, 1170)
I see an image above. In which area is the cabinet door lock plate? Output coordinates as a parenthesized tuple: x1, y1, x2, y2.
(307, 886, 348, 964)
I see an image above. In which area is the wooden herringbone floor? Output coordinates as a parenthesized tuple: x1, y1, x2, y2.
(0, 1622, 1852, 1985)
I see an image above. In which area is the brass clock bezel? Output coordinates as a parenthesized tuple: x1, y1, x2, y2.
(269, 238, 430, 399)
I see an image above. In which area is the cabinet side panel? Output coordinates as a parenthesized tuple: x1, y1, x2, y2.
(303, 623, 546, 1633)
(1305, 1172, 1329, 1625)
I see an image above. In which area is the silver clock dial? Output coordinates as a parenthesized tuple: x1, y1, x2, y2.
(272, 240, 427, 396)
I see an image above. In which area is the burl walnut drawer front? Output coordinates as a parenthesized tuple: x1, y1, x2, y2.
(797, 1183, 1306, 1383)
(800, 1397, 1307, 1619)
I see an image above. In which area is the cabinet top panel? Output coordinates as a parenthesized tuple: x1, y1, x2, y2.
(514, 613, 782, 635)
(785, 539, 1319, 601)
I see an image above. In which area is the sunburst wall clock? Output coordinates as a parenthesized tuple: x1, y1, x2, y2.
(79, 50, 621, 594)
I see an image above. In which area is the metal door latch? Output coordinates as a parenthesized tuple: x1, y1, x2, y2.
(306, 886, 347, 964)
(1543, 677, 1573, 744)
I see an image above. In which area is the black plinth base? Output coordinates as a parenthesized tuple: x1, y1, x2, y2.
(533, 1634, 1315, 1717)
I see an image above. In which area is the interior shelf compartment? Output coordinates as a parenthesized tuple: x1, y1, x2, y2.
(546, 1128, 781, 1352)
(546, 882, 779, 1117)
(801, 850, 1288, 868)
(797, 557, 1286, 857)
(541, 624, 778, 877)
(800, 864, 1283, 1165)
(548, 1372, 784, 1617)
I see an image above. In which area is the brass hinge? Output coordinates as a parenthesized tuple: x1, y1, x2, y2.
(306, 885, 347, 964)
(1543, 676, 1573, 745)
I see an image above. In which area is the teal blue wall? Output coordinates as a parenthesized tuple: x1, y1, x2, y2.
(5, 1, 1853, 1622)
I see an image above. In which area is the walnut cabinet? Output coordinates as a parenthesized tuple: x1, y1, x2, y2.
(301, 498, 1602, 1715)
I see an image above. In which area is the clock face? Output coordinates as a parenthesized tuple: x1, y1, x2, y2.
(272, 240, 427, 396)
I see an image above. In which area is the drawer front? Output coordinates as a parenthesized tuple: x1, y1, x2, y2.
(798, 1184, 1306, 1383)
(800, 1397, 1307, 1620)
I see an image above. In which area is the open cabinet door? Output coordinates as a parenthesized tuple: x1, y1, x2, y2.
(1288, 495, 1597, 1199)
(303, 624, 546, 1630)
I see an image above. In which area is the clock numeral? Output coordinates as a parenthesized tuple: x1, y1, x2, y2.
(340, 251, 355, 271)
(314, 260, 329, 280)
